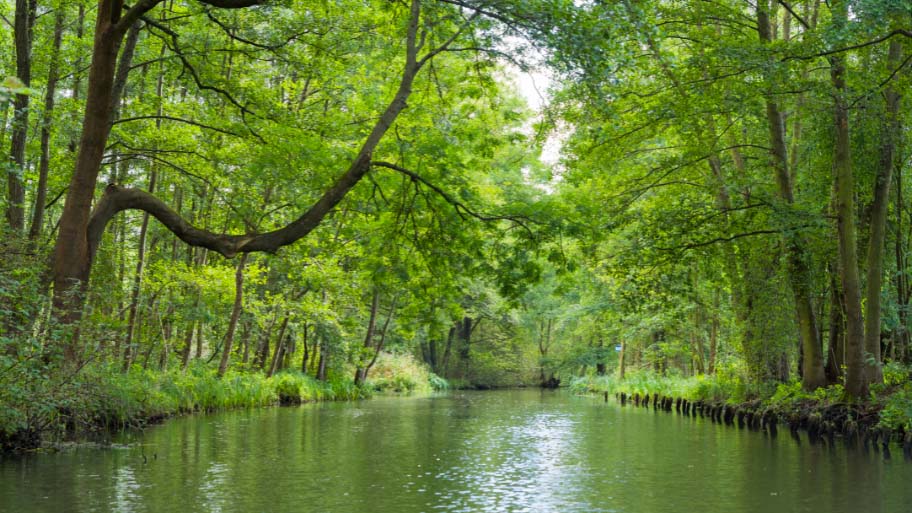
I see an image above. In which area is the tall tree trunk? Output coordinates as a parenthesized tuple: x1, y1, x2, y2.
(538, 318, 552, 385)
(428, 338, 438, 372)
(829, 0, 867, 398)
(757, 0, 826, 390)
(6, 0, 36, 232)
(364, 294, 399, 380)
(267, 315, 290, 378)
(618, 338, 626, 379)
(440, 326, 456, 373)
(180, 321, 195, 371)
(51, 0, 150, 360)
(68, 4, 86, 153)
(316, 337, 327, 381)
(708, 289, 719, 374)
(241, 319, 252, 365)
(354, 289, 380, 386)
(28, 9, 65, 239)
(254, 310, 278, 369)
(895, 161, 911, 363)
(53, 2, 125, 339)
(301, 322, 309, 374)
(595, 338, 606, 376)
(862, 38, 903, 385)
(217, 253, 248, 377)
(825, 263, 845, 383)
(122, 170, 157, 372)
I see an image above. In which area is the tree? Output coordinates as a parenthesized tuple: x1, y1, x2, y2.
(50, 0, 489, 362)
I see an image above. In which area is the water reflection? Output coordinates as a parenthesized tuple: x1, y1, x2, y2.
(2, 390, 912, 513)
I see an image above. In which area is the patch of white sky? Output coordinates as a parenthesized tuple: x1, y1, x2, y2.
(495, 37, 569, 193)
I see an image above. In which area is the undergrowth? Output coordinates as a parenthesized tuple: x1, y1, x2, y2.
(571, 362, 912, 433)
(1, 353, 445, 452)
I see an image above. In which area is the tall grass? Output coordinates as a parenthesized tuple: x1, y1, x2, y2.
(2, 351, 451, 450)
(570, 367, 773, 404)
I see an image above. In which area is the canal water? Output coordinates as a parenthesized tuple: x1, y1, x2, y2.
(2, 389, 911, 512)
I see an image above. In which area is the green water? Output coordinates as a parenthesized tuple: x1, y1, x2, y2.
(2, 389, 911, 512)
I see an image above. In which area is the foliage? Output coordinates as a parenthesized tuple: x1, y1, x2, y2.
(878, 383, 912, 431)
(0, 358, 409, 450)
(366, 352, 444, 394)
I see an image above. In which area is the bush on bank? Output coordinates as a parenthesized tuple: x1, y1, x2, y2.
(0, 354, 446, 452)
(570, 364, 912, 434)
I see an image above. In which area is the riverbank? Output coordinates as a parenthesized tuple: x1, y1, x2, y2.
(570, 367, 912, 452)
(0, 354, 447, 453)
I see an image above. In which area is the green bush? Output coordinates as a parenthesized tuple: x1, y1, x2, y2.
(878, 383, 912, 431)
(365, 352, 439, 394)
(883, 361, 911, 387)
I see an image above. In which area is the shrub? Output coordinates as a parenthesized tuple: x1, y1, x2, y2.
(878, 383, 912, 431)
(365, 352, 437, 394)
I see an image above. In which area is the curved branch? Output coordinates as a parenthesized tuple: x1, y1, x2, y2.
(88, 0, 428, 261)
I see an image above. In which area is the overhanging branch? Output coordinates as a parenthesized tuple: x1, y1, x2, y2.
(371, 161, 537, 236)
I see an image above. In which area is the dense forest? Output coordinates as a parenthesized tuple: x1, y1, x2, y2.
(2, 0, 912, 449)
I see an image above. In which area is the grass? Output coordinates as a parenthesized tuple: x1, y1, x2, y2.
(570, 362, 912, 436)
(70, 363, 370, 433)
(1, 353, 447, 451)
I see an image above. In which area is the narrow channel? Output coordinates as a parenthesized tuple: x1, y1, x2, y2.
(2, 390, 911, 513)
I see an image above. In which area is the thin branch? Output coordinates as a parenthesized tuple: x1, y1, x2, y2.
(372, 161, 537, 236)
(418, 13, 480, 68)
(777, 0, 810, 30)
(848, 50, 912, 109)
(785, 29, 912, 61)
(656, 229, 782, 251)
(112, 115, 243, 138)
(204, 9, 316, 51)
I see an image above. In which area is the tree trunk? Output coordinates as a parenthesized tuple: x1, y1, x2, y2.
(241, 319, 252, 365)
(618, 338, 626, 379)
(68, 4, 86, 153)
(267, 315, 290, 378)
(316, 338, 327, 381)
(217, 253, 248, 377)
(354, 289, 380, 386)
(195, 321, 204, 360)
(254, 310, 278, 369)
(122, 170, 157, 372)
(301, 322, 309, 374)
(862, 38, 902, 386)
(895, 161, 911, 363)
(440, 326, 456, 373)
(757, 0, 826, 390)
(825, 263, 845, 383)
(28, 9, 64, 239)
(180, 321, 195, 371)
(364, 298, 397, 380)
(708, 289, 719, 374)
(595, 338, 606, 376)
(829, 0, 866, 399)
(538, 318, 552, 385)
(6, 0, 36, 232)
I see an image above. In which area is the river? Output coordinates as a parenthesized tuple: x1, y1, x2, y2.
(2, 389, 911, 512)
